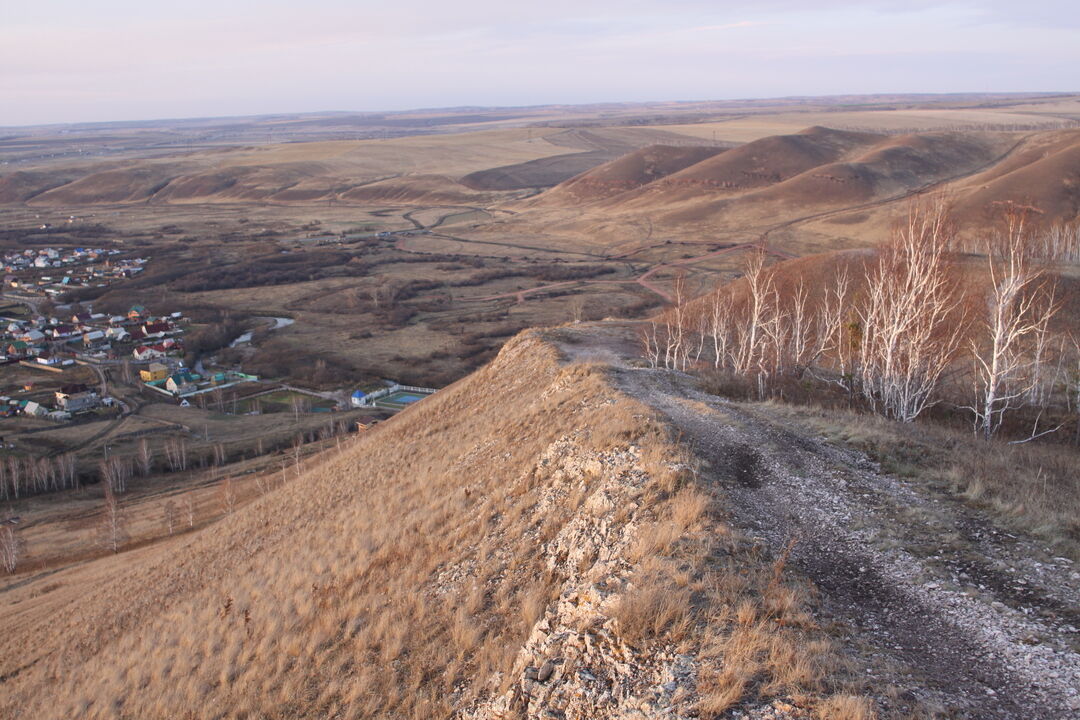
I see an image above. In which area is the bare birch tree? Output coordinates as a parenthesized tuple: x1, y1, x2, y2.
(0, 523, 21, 573)
(967, 211, 1061, 439)
(858, 200, 964, 421)
(137, 438, 154, 476)
(100, 483, 126, 554)
(163, 500, 178, 536)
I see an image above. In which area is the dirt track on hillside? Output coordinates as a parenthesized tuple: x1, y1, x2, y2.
(553, 323, 1080, 719)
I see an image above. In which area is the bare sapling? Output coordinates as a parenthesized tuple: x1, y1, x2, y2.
(163, 500, 178, 535)
(100, 483, 126, 554)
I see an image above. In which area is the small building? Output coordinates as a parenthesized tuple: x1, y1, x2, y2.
(350, 390, 367, 407)
(355, 416, 379, 431)
(128, 304, 148, 321)
(140, 362, 170, 382)
(133, 344, 165, 361)
(35, 352, 62, 367)
(142, 321, 172, 337)
(56, 384, 98, 412)
(166, 371, 197, 395)
(19, 329, 46, 344)
(23, 401, 48, 417)
(82, 330, 106, 346)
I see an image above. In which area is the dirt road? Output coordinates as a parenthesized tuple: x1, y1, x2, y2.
(553, 322, 1080, 719)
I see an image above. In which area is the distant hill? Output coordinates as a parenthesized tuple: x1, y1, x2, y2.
(536, 144, 726, 203)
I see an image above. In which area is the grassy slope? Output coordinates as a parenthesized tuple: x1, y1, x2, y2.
(0, 327, 858, 719)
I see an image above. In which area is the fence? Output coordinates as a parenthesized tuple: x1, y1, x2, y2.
(353, 384, 437, 406)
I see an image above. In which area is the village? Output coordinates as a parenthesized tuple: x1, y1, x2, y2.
(0, 302, 187, 419)
(3, 245, 148, 299)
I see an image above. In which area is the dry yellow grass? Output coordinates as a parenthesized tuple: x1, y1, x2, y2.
(0, 327, 873, 719)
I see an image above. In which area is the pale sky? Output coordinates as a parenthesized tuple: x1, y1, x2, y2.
(1, 0, 1077, 126)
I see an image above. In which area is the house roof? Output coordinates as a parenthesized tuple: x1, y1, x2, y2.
(58, 383, 89, 395)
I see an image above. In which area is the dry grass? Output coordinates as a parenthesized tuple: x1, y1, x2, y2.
(1, 328, 735, 719)
(0, 326, 877, 719)
(763, 401, 1080, 557)
(814, 693, 878, 720)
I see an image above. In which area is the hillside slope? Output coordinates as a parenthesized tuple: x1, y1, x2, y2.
(1, 323, 1078, 719)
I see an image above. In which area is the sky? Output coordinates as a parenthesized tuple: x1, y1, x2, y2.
(1, 0, 1078, 126)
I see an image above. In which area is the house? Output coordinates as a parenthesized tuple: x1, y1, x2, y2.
(72, 313, 93, 325)
(23, 401, 48, 417)
(19, 329, 46, 344)
(133, 345, 165, 361)
(355, 416, 379, 431)
(5, 341, 28, 357)
(56, 384, 98, 412)
(140, 362, 169, 382)
(82, 330, 106, 346)
(128, 304, 148, 321)
(350, 390, 368, 407)
(35, 353, 62, 367)
(166, 371, 197, 395)
(210, 372, 227, 385)
(142, 321, 172, 337)
(105, 327, 130, 342)
(49, 324, 76, 339)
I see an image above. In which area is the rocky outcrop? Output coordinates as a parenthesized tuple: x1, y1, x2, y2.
(464, 439, 699, 720)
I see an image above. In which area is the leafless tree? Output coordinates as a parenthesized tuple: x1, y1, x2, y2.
(640, 321, 662, 368)
(184, 494, 195, 528)
(708, 290, 732, 369)
(213, 443, 227, 467)
(0, 522, 21, 573)
(163, 500, 178, 535)
(291, 394, 310, 423)
(966, 210, 1062, 439)
(99, 456, 132, 494)
(137, 438, 154, 476)
(293, 437, 304, 475)
(165, 437, 188, 472)
(56, 453, 77, 490)
(6, 456, 20, 499)
(99, 483, 126, 554)
(219, 475, 236, 514)
(858, 200, 964, 421)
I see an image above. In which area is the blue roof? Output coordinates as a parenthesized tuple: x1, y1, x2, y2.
(351, 390, 366, 398)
